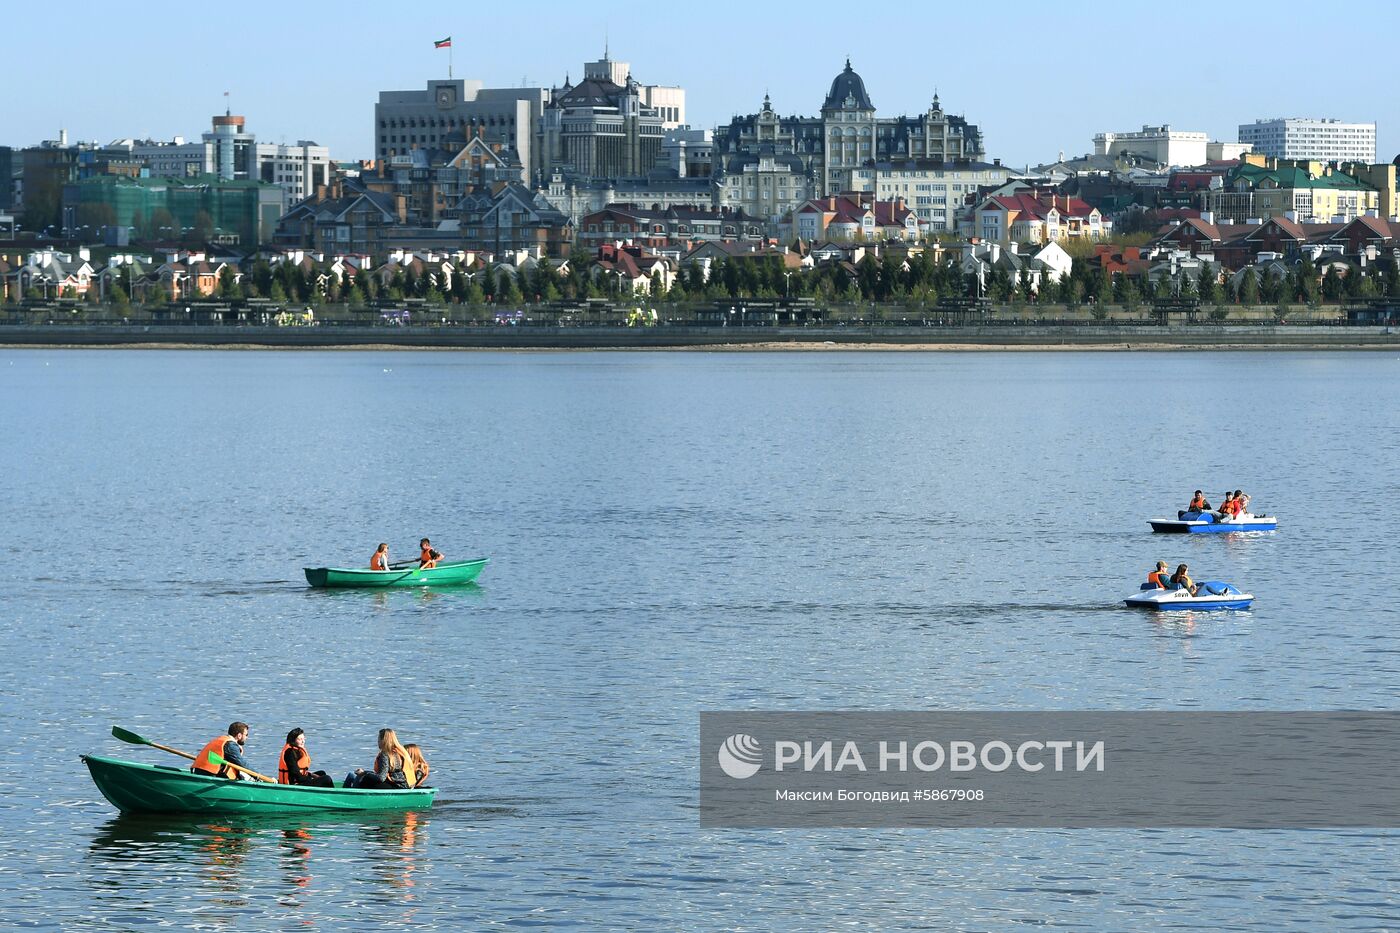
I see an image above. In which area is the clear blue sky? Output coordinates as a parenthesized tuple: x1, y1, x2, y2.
(8, 0, 1397, 167)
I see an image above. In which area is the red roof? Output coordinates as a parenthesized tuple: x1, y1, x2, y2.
(1169, 172, 1220, 192)
(987, 192, 1095, 221)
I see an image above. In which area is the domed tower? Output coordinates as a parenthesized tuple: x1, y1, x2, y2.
(822, 59, 875, 114)
(820, 59, 876, 196)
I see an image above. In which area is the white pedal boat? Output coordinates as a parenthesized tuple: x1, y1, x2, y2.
(1123, 581, 1253, 611)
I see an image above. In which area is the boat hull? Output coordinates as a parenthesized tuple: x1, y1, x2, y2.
(1149, 513, 1277, 533)
(304, 557, 488, 588)
(1123, 588, 1254, 611)
(82, 755, 435, 814)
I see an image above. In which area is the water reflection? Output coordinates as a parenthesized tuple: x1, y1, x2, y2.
(363, 809, 425, 897)
(88, 809, 431, 906)
(304, 584, 484, 613)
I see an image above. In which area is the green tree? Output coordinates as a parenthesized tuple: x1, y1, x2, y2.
(1243, 270, 1260, 305)
(1320, 265, 1343, 301)
(269, 280, 288, 304)
(1198, 266, 1222, 304)
(1118, 275, 1141, 310)
(497, 271, 521, 304)
(1295, 257, 1318, 304)
(149, 208, 176, 241)
(190, 207, 214, 240)
(109, 283, 130, 308)
(216, 266, 240, 299)
(1345, 266, 1364, 298)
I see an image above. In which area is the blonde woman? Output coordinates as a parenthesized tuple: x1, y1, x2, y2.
(346, 728, 419, 790)
(404, 743, 431, 787)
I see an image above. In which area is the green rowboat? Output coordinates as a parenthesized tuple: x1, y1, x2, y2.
(303, 557, 488, 588)
(82, 755, 436, 814)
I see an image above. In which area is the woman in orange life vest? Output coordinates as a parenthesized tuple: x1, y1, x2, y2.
(192, 722, 251, 780)
(404, 743, 430, 788)
(370, 543, 390, 571)
(277, 728, 334, 788)
(1147, 561, 1171, 589)
(418, 538, 442, 570)
(346, 728, 420, 790)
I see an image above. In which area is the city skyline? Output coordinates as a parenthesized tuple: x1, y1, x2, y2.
(8, 0, 1398, 168)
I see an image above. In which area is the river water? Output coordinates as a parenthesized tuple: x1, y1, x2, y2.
(1, 348, 1397, 930)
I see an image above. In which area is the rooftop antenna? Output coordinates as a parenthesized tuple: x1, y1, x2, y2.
(223, 90, 230, 116)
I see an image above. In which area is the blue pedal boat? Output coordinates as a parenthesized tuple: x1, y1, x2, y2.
(1149, 511, 1277, 533)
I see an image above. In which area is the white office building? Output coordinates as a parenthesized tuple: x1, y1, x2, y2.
(1238, 118, 1376, 163)
(1094, 126, 1209, 167)
(129, 115, 331, 208)
(253, 141, 332, 208)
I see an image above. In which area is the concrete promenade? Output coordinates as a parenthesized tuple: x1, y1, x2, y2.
(1, 323, 1397, 350)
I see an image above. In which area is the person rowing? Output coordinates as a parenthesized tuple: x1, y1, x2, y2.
(419, 538, 443, 570)
(192, 721, 251, 781)
(370, 543, 390, 571)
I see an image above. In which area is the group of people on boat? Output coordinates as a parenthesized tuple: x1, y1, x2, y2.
(1187, 489, 1251, 519)
(369, 538, 444, 571)
(191, 722, 429, 790)
(1146, 561, 1199, 595)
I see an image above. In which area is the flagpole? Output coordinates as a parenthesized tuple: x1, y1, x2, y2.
(449, 42, 453, 80)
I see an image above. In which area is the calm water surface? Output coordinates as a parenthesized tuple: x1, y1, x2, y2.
(1, 349, 1398, 930)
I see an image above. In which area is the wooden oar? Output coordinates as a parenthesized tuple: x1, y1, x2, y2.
(111, 725, 196, 762)
(207, 750, 276, 784)
(387, 559, 419, 569)
(111, 725, 275, 783)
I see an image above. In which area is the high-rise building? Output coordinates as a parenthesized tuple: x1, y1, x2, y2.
(1238, 118, 1376, 163)
(374, 79, 548, 178)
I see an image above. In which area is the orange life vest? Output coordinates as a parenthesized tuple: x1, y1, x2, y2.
(370, 551, 388, 571)
(420, 547, 438, 569)
(1148, 570, 1168, 588)
(1189, 495, 1205, 511)
(278, 743, 311, 785)
(375, 743, 419, 788)
(193, 735, 235, 778)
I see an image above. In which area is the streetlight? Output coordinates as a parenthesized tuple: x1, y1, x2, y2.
(784, 271, 793, 298)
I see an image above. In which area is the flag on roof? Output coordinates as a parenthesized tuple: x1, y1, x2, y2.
(434, 37, 452, 48)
